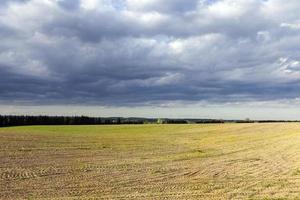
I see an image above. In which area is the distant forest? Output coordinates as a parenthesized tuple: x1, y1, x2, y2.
(0, 115, 299, 127)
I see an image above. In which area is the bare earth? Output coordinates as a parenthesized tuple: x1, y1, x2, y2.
(1, 123, 300, 199)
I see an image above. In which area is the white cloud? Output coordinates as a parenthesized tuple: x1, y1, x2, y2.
(281, 22, 300, 30)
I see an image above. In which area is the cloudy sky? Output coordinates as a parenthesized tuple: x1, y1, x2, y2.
(1, 0, 300, 119)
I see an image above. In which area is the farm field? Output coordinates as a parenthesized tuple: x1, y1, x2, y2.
(1, 124, 300, 199)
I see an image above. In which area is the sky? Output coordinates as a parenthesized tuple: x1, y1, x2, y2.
(1, 0, 300, 119)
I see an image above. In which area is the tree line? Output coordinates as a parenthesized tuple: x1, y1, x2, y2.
(0, 115, 144, 127)
(1, 115, 299, 127)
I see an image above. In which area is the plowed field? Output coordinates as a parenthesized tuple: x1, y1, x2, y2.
(1, 124, 300, 199)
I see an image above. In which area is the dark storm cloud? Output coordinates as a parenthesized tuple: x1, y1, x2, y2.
(0, 23, 16, 37)
(1, 0, 300, 106)
(56, 0, 80, 10)
(42, 1, 271, 42)
(127, 0, 198, 13)
(0, 0, 29, 8)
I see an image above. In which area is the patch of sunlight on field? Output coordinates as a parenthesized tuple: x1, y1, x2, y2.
(1, 123, 300, 199)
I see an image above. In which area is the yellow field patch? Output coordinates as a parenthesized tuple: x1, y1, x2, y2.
(1, 123, 300, 199)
